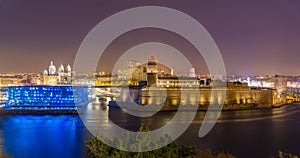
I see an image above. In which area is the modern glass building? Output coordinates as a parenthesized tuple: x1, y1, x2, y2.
(6, 86, 89, 110)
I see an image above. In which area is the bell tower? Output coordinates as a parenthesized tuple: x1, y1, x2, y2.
(146, 56, 158, 86)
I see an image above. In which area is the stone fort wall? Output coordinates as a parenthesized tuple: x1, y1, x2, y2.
(139, 88, 278, 110)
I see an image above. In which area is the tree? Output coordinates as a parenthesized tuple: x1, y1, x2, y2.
(85, 125, 235, 158)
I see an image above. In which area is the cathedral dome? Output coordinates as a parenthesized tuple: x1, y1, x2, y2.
(43, 69, 48, 75)
(48, 61, 56, 75)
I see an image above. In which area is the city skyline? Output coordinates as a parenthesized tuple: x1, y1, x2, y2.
(1, 1, 300, 75)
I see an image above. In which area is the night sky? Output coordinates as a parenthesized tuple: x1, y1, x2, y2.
(1, 0, 300, 75)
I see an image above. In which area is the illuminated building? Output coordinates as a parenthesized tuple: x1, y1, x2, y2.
(189, 68, 196, 77)
(48, 61, 56, 75)
(6, 86, 89, 110)
(146, 56, 158, 86)
(0, 76, 19, 86)
(95, 57, 175, 87)
(157, 77, 206, 88)
(141, 81, 280, 108)
(274, 75, 288, 100)
(0, 88, 7, 101)
(94, 60, 148, 87)
(116, 60, 146, 84)
(42, 61, 74, 85)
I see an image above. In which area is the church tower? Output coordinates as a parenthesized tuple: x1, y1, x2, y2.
(48, 61, 56, 75)
(67, 64, 72, 76)
(147, 56, 158, 86)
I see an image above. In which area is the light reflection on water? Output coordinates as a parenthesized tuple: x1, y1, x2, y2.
(0, 104, 299, 158)
(0, 115, 90, 158)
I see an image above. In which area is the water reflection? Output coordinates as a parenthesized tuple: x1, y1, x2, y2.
(0, 115, 89, 158)
(0, 104, 299, 158)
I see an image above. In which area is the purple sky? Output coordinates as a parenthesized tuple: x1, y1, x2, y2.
(1, 0, 300, 75)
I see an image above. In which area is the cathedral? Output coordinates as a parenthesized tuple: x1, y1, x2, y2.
(42, 61, 74, 85)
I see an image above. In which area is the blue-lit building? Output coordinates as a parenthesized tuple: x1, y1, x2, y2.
(6, 86, 89, 110)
